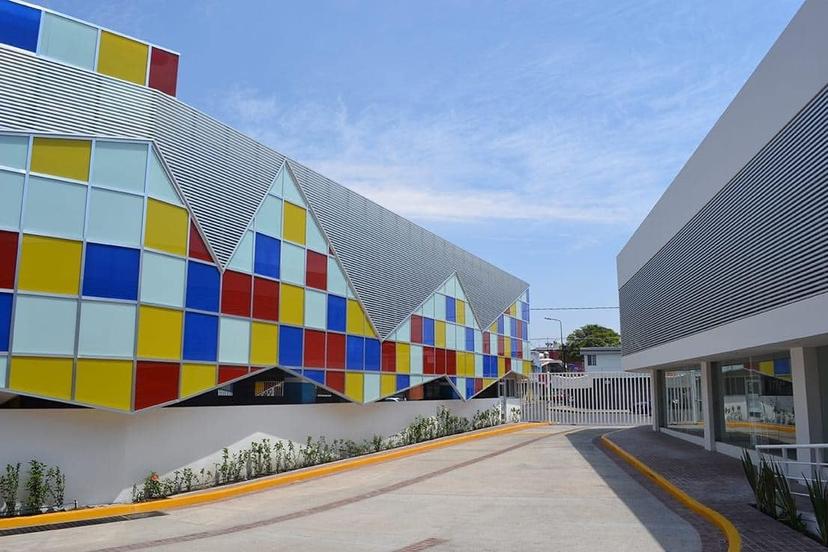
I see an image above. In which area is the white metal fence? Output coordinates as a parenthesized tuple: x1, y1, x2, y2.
(755, 443, 828, 497)
(520, 371, 652, 426)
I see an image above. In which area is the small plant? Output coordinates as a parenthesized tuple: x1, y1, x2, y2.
(757, 456, 778, 518)
(140, 472, 164, 501)
(45, 466, 66, 510)
(182, 468, 195, 493)
(773, 462, 803, 531)
(25, 460, 48, 515)
(805, 470, 828, 545)
(0, 463, 20, 517)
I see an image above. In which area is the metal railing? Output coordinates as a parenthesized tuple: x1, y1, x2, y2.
(519, 371, 652, 426)
(755, 443, 828, 496)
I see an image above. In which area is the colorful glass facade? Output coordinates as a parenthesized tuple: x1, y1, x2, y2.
(0, 2, 530, 413)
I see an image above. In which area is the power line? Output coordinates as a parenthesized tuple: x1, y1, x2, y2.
(530, 306, 619, 311)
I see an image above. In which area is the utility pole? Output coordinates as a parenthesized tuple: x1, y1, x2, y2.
(544, 317, 566, 369)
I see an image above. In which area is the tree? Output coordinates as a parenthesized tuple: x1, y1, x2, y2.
(565, 324, 621, 361)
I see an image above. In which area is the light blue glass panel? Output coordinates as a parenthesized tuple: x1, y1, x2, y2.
(455, 279, 466, 301)
(306, 215, 326, 254)
(475, 354, 483, 377)
(219, 317, 250, 364)
(363, 373, 380, 402)
(87, 188, 143, 247)
(444, 277, 456, 298)
(40, 12, 97, 70)
(490, 332, 497, 353)
(465, 304, 474, 328)
(422, 294, 435, 318)
(77, 301, 136, 357)
(327, 257, 347, 296)
(12, 295, 77, 355)
(0, 170, 24, 229)
(304, 288, 326, 329)
(147, 150, 182, 205)
(409, 344, 423, 375)
(0, 135, 28, 170)
(92, 141, 147, 194)
(0, 356, 6, 387)
(434, 293, 446, 321)
(23, 176, 86, 239)
(227, 231, 254, 273)
(456, 324, 465, 351)
(474, 330, 482, 354)
(454, 378, 465, 399)
(282, 170, 306, 207)
(280, 242, 305, 286)
(255, 195, 281, 238)
(140, 252, 185, 308)
(269, 170, 283, 198)
(446, 322, 456, 350)
(397, 319, 410, 343)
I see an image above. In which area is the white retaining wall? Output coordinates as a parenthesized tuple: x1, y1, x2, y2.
(0, 398, 508, 505)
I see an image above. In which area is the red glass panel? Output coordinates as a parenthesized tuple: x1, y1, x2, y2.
(135, 361, 179, 410)
(304, 329, 325, 368)
(218, 365, 248, 384)
(148, 47, 179, 96)
(446, 350, 456, 376)
(252, 277, 279, 321)
(188, 223, 212, 262)
(497, 335, 504, 357)
(423, 347, 435, 374)
(474, 378, 483, 393)
(326, 370, 345, 393)
(221, 270, 252, 317)
(435, 348, 446, 375)
(410, 314, 423, 344)
(326, 332, 345, 369)
(0, 230, 18, 289)
(482, 331, 490, 354)
(381, 341, 396, 372)
(505, 358, 512, 372)
(305, 250, 327, 290)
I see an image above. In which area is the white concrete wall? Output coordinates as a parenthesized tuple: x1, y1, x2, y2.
(586, 353, 622, 372)
(0, 398, 503, 506)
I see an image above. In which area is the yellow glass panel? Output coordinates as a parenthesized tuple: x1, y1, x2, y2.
(97, 31, 149, 85)
(381, 374, 396, 397)
(488, 322, 497, 333)
(497, 356, 506, 377)
(464, 353, 473, 377)
(181, 363, 217, 398)
(456, 299, 465, 325)
(509, 303, 517, 316)
(18, 235, 82, 294)
(523, 360, 532, 375)
(346, 299, 363, 335)
(758, 361, 774, 376)
(435, 320, 446, 348)
(30, 137, 91, 182)
(483, 378, 496, 389)
(250, 322, 278, 366)
(283, 202, 307, 245)
(9, 357, 73, 400)
(504, 336, 511, 357)
(145, 199, 188, 256)
(75, 359, 133, 411)
(279, 284, 304, 326)
(396, 342, 410, 373)
(345, 372, 363, 402)
(361, 310, 375, 337)
(137, 305, 183, 360)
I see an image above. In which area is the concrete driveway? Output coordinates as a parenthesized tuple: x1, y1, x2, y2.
(0, 426, 701, 552)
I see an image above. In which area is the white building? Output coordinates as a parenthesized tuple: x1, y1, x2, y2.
(581, 347, 622, 373)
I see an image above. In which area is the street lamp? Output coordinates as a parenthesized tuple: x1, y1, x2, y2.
(544, 317, 566, 368)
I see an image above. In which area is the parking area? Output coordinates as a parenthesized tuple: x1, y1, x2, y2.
(1, 426, 701, 552)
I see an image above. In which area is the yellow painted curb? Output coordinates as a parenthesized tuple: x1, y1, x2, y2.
(0, 422, 544, 531)
(601, 432, 741, 552)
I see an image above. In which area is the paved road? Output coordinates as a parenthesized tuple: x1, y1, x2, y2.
(1, 426, 701, 552)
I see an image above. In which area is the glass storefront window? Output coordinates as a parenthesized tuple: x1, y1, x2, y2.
(715, 353, 795, 449)
(663, 367, 704, 437)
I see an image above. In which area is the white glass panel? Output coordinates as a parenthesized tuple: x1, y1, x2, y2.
(269, 170, 283, 198)
(147, 150, 182, 206)
(363, 373, 380, 402)
(140, 252, 185, 308)
(474, 330, 482, 354)
(490, 332, 497, 352)
(78, 301, 136, 357)
(446, 323, 456, 350)
(40, 12, 97, 70)
(434, 293, 446, 321)
(0, 356, 6, 387)
(255, 195, 281, 238)
(12, 295, 77, 355)
(444, 277, 456, 298)
(304, 289, 326, 329)
(397, 319, 411, 343)
(86, 188, 143, 247)
(465, 304, 474, 328)
(455, 280, 466, 301)
(219, 317, 250, 364)
(475, 354, 483, 377)
(0, 135, 28, 170)
(23, 176, 86, 239)
(227, 231, 254, 273)
(280, 242, 305, 286)
(327, 257, 347, 296)
(282, 170, 306, 207)
(409, 344, 423, 375)
(422, 294, 434, 318)
(92, 141, 147, 194)
(456, 324, 465, 350)
(306, 216, 327, 254)
(0, 170, 24, 229)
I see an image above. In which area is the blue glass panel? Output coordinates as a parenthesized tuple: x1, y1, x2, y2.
(396, 374, 410, 391)
(279, 325, 303, 367)
(522, 301, 530, 321)
(82, 243, 140, 300)
(365, 338, 380, 371)
(422, 317, 434, 346)
(326, 294, 346, 332)
(522, 324, 528, 340)
(497, 315, 505, 334)
(186, 261, 220, 312)
(0, 0, 40, 52)
(512, 340, 520, 358)
(303, 369, 325, 385)
(253, 233, 280, 279)
(183, 312, 218, 362)
(774, 358, 791, 376)
(466, 378, 475, 398)
(465, 327, 474, 352)
(346, 335, 364, 370)
(510, 317, 517, 337)
(445, 295, 455, 322)
(0, 292, 11, 352)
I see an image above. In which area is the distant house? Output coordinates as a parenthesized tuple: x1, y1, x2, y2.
(581, 347, 622, 373)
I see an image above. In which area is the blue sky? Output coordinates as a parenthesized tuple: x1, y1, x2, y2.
(42, 0, 802, 346)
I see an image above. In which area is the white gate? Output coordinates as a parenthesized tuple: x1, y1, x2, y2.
(519, 371, 652, 426)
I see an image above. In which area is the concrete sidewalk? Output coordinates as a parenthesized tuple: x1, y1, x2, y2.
(607, 426, 824, 552)
(0, 426, 700, 552)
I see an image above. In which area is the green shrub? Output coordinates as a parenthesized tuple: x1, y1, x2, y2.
(0, 463, 20, 517)
(805, 470, 828, 545)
